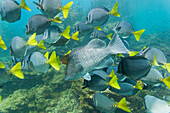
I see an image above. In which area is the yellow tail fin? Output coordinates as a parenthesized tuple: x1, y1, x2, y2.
(50, 15, 62, 23)
(163, 76, 170, 89)
(10, 62, 24, 79)
(134, 81, 143, 91)
(109, 1, 120, 17)
(106, 33, 112, 40)
(117, 97, 131, 112)
(0, 36, 7, 50)
(0, 96, 1, 102)
(62, 26, 71, 39)
(0, 62, 5, 69)
(27, 33, 37, 46)
(37, 40, 46, 49)
(44, 52, 49, 60)
(152, 53, 159, 66)
(94, 26, 101, 31)
(48, 51, 60, 71)
(64, 50, 71, 56)
(133, 29, 145, 41)
(71, 31, 79, 41)
(107, 70, 120, 89)
(129, 51, 139, 56)
(20, 0, 31, 11)
(162, 63, 170, 73)
(62, 1, 73, 18)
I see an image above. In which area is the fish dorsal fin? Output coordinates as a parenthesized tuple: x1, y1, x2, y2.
(87, 39, 106, 48)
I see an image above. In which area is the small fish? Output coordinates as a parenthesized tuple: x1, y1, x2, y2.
(113, 20, 145, 41)
(90, 29, 112, 40)
(117, 56, 152, 80)
(93, 92, 131, 113)
(0, 0, 31, 23)
(85, 1, 120, 27)
(65, 34, 129, 80)
(0, 36, 7, 50)
(141, 68, 170, 89)
(33, 0, 73, 18)
(28, 51, 60, 74)
(43, 25, 79, 46)
(26, 14, 61, 35)
(74, 22, 94, 36)
(10, 33, 46, 58)
(144, 95, 170, 113)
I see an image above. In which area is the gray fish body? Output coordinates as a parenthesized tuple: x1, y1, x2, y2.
(36, 0, 62, 18)
(1, 0, 21, 23)
(0, 68, 9, 85)
(113, 21, 133, 38)
(75, 22, 94, 36)
(28, 52, 49, 73)
(93, 92, 116, 113)
(10, 36, 27, 58)
(144, 95, 170, 113)
(65, 34, 129, 80)
(90, 30, 107, 39)
(86, 7, 109, 27)
(26, 14, 51, 35)
(43, 25, 69, 46)
(118, 56, 152, 80)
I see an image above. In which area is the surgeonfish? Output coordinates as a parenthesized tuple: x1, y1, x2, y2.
(33, 0, 73, 18)
(93, 92, 131, 113)
(144, 95, 170, 113)
(0, 0, 31, 23)
(85, 1, 120, 27)
(0, 36, 7, 50)
(65, 34, 129, 81)
(90, 29, 112, 40)
(113, 20, 145, 41)
(26, 14, 62, 35)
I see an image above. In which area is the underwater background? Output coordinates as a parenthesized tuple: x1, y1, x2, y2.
(0, 0, 170, 112)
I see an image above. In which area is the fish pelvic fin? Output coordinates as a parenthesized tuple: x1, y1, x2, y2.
(109, 1, 120, 17)
(71, 31, 79, 41)
(48, 51, 60, 71)
(50, 15, 62, 23)
(0, 62, 5, 69)
(94, 26, 101, 31)
(20, 0, 31, 11)
(61, 1, 73, 18)
(10, 62, 24, 79)
(162, 76, 170, 89)
(61, 26, 71, 39)
(133, 29, 145, 41)
(106, 33, 112, 40)
(106, 70, 120, 89)
(129, 51, 139, 56)
(37, 40, 46, 49)
(162, 63, 170, 73)
(116, 97, 131, 112)
(0, 36, 7, 50)
(27, 33, 37, 46)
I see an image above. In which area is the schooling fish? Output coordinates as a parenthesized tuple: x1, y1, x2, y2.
(0, 36, 7, 50)
(144, 95, 170, 113)
(90, 29, 112, 40)
(0, 0, 31, 23)
(85, 1, 120, 27)
(33, 0, 73, 18)
(93, 92, 131, 113)
(10, 33, 46, 58)
(65, 34, 129, 81)
(74, 22, 94, 36)
(112, 20, 145, 41)
(26, 14, 61, 35)
(28, 51, 60, 74)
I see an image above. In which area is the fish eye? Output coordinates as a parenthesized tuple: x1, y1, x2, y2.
(116, 26, 121, 31)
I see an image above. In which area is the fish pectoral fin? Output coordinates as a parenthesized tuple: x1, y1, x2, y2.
(48, 51, 60, 71)
(10, 62, 24, 79)
(133, 29, 145, 41)
(117, 97, 131, 112)
(0, 36, 7, 50)
(109, 1, 120, 17)
(27, 33, 37, 46)
(62, 26, 71, 39)
(37, 40, 46, 49)
(71, 31, 79, 41)
(163, 76, 170, 89)
(33, 1, 43, 10)
(20, 0, 31, 11)
(61, 1, 73, 18)
(83, 73, 91, 81)
(50, 15, 62, 23)
(0, 62, 5, 69)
